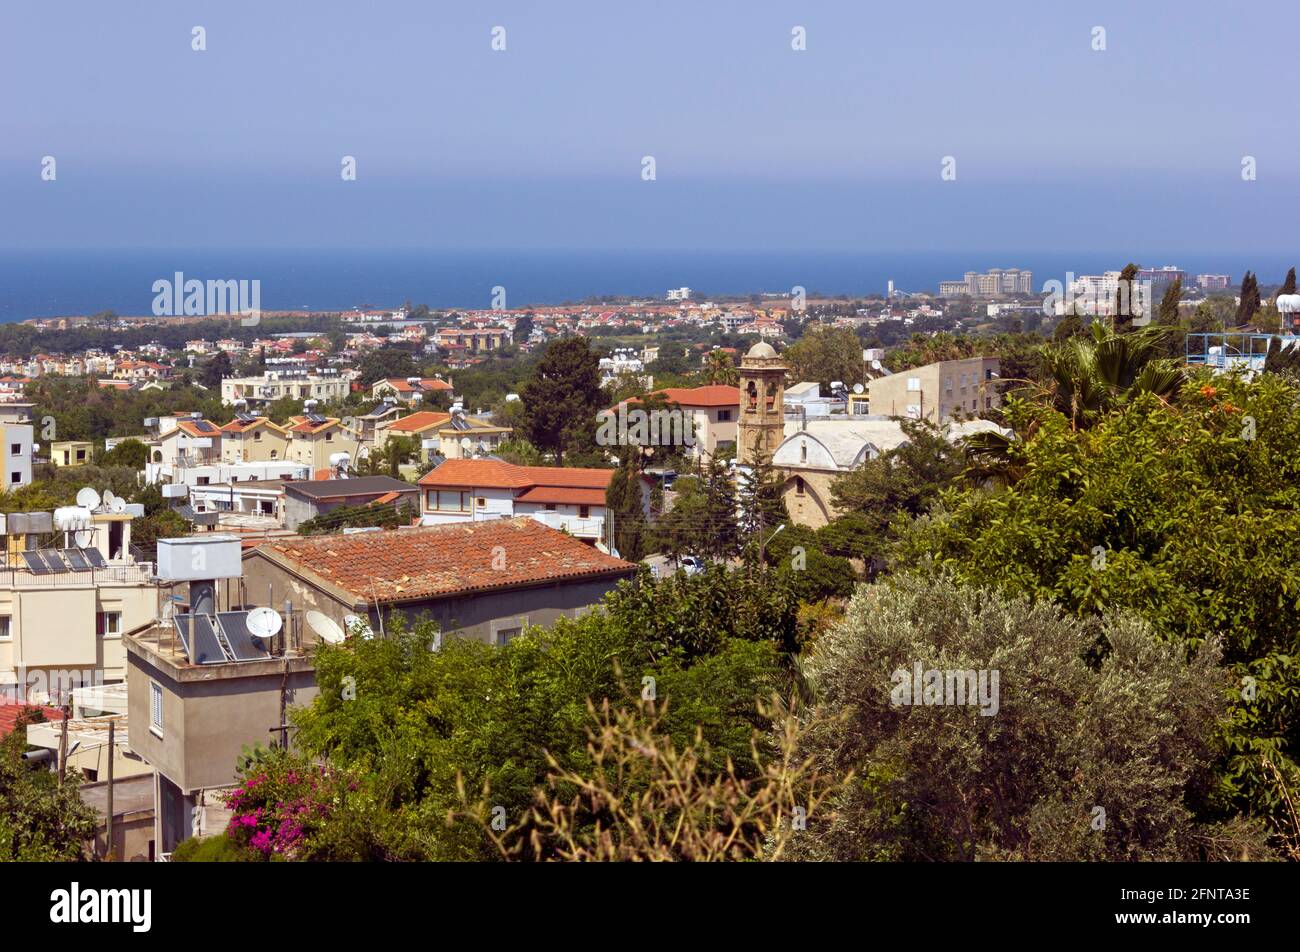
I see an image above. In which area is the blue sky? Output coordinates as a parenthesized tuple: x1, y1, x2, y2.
(1, 0, 1296, 253)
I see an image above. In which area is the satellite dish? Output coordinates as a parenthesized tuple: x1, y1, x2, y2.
(460, 437, 472, 450)
(74, 529, 94, 547)
(853, 383, 864, 394)
(247, 607, 283, 640)
(306, 610, 345, 645)
(871, 359, 883, 371)
(76, 487, 101, 509)
(102, 490, 117, 510)
(110, 496, 126, 514)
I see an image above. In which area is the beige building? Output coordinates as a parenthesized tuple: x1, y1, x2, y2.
(219, 416, 291, 463)
(220, 371, 349, 408)
(50, 440, 94, 467)
(284, 416, 364, 474)
(0, 512, 157, 705)
(865, 357, 1000, 423)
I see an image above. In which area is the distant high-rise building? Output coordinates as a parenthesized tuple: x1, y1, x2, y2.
(666, 287, 692, 301)
(1196, 274, 1230, 291)
(939, 268, 1032, 298)
(1138, 266, 1185, 288)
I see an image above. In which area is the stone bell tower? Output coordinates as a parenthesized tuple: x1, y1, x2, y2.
(737, 341, 787, 466)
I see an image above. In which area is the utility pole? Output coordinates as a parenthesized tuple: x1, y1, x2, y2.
(57, 703, 70, 786)
(105, 720, 115, 861)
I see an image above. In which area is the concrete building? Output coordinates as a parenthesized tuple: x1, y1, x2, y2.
(283, 416, 364, 474)
(282, 476, 419, 530)
(0, 419, 33, 490)
(50, 440, 94, 467)
(865, 357, 1000, 423)
(418, 459, 615, 546)
(940, 268, 1033, 298)
(220, 370, 349, 407)
(0, 510, 156, 705)
(219, 416, 291, 463)
(243, 517, 637, 647)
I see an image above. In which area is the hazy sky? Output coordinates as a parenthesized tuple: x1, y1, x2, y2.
(2, 0, 1296, 253)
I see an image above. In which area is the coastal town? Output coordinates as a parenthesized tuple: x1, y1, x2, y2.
(3, 262, 1299, 869)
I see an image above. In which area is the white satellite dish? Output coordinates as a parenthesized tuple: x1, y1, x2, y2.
(110, 496, 126, 514)
(460, 437, 472, 451)
(853, 383, 864, 394)
(76, 487, 101, 509)
(102, 489, 117, 509)
(306, 610, 346, 645)
(247, 607, 283, 640)
(74, 529, 94, 547)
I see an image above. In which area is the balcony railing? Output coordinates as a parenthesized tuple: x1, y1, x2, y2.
(0, 562, 155, 589)
(528, 512, 604, 538)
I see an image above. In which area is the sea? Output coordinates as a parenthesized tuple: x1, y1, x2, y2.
(0, 249, 1292, 321)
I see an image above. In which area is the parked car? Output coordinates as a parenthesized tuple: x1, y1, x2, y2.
(678, 555, 705, 576)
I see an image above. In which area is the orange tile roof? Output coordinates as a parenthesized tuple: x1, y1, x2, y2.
(418, 459, 613, 491)
(386, 411, 452, 433)
(0, 701, 63, 738)
(613, 385, 740, 411)
(256, 517, 634, 604)
(382, 377, 453, 393)
(221, 416, 279, 433)
(287, 416, 340, 434)
(173, 419, 222, 438)
(514, 486, 608, 506)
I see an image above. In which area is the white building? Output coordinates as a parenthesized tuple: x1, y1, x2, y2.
(417, 459, 615, 547)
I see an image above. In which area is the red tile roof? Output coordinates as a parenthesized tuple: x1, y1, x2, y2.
(418, 459, 613, 491)
(0, 702, 63, 738)
(255, 517, 634, 604)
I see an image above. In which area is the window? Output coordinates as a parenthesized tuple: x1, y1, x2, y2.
(433, 490, 469, 512)
(76, 449, 87, 461)
(543, 503, 556, 512)
(476, 497, 487, 508)
(0, 615, 10, 640)
(197, 476, 210, 485)
(717, 410, 731, 422)
(493, 618, 526, 647)
(9, 444, 19, 456)
(150, 682, 164, 736)
(254, 431, 262, 441)
(9, 472, 19, 484)
(906, 377, 921, 392)
(800, 442, 807, 463)
(796, 476, 806, 496)
(96, 611, 122, 638)
(579, 505, 590, 519)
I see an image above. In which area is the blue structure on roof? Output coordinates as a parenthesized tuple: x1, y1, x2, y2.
(1184, 332, 1300, 373)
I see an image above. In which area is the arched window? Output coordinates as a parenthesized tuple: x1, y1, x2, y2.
(795, 476, 805, 496)
(800, 441, 807, 463)
(746, 380, 758, 410)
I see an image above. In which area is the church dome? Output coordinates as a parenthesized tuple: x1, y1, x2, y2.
(745, 341, 778, 360)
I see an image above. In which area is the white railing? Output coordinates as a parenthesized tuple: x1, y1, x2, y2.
(528, 512, 604, 538)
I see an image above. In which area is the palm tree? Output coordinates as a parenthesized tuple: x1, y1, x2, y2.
(1039, 322, 1184, 430)
(703, 349, 738, 386)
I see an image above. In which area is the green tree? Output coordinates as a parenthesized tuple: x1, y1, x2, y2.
(783, 325, 863, 389)
(521, 337, 606, 465)
(894, 376, 1300, 844)
(787, 576, 1274, 861)
(0, 710, 98, 861)
(1235, 271, 1261, 326)
(1280, 267, 1297, 296)
(100, 438, 149, 470)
